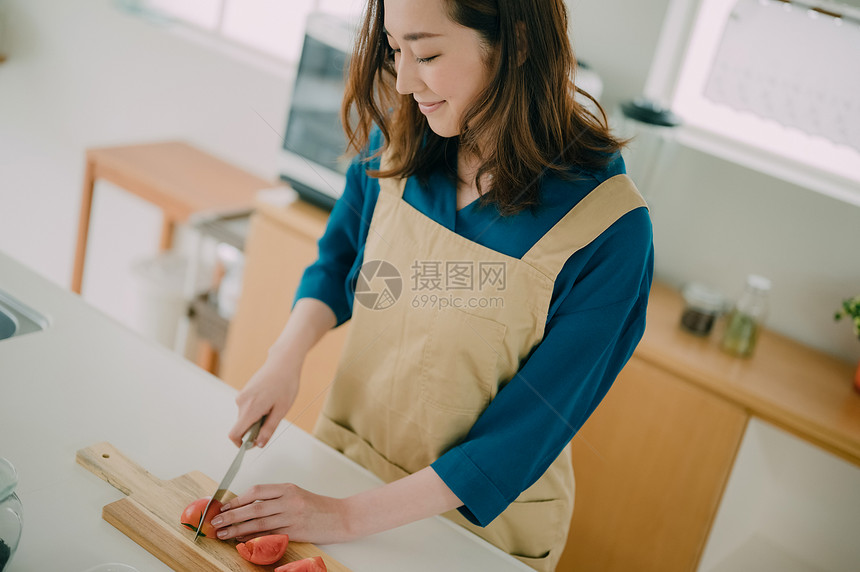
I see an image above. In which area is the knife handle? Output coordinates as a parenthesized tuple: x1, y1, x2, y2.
(76, 442, 163, 496)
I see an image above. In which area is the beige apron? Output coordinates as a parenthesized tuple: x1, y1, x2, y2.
(314, 155, 646, 571)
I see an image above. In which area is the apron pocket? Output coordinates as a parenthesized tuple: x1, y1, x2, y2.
(420, 307, 507, 414)
(492, 497, 569, 571)
(512, 551, 555, 572)
(445, 497, 569, 572)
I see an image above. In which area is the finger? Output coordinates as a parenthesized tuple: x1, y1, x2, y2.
(228, 412, 253, 447)
(213, 501, 285, 540)
(228, 405, 270, 447)
(215, 515, 285, 540)
(217, 499, 279, 527)
(255, 409, 284, 448)
(227, 420, 245, 448)
(221, 484, 285, 511)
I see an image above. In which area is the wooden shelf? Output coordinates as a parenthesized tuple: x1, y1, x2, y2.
(639, 282, 860, 466)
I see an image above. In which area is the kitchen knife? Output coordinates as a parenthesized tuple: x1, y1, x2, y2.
(193, 416, 266, 542)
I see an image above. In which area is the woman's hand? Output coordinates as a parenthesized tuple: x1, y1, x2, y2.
(228, 360, 300, 448)
(228, 298, 338, 448)
(211, 484, 356, 545)
(213, 467, 462, 547)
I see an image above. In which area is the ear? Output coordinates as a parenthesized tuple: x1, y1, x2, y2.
(515, 21, 528, 66)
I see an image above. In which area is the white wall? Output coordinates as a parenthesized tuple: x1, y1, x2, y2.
(567, 0, 671, 112)
(1, 0, 858, 364)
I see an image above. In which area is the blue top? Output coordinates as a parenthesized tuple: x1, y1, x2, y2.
(295, 129, 654, 526)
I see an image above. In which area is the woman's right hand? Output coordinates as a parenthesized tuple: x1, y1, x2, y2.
(228, 359, 300, 448)
(228, 297, 338, 448)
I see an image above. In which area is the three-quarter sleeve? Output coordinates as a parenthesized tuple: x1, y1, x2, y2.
(293, 131, 384, 327)
(432, 206, 654, 526)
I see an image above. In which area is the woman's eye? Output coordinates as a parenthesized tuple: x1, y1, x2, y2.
(385, 44, 435, 64)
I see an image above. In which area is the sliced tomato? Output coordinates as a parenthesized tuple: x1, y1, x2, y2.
(236, 534, 290, 565)
(274, 556, 327, 572)
(179, 497, 223, 539)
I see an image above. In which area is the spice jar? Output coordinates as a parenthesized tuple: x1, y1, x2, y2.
(721, 274, 772, 358)
(680, 283, 726, 336)
(0, 458, 22, 571)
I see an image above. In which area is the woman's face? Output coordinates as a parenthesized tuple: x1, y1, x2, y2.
(384, 0, 495, 138)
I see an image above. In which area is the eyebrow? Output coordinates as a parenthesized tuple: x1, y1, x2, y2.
(383, 29, 443, 41)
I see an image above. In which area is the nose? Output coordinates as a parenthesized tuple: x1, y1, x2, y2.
(395, 54, 422, 95)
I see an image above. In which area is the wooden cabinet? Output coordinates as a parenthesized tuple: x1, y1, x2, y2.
(559, 357, 748, 571)
(219, 199, 349, 434)
(557, 283, 860, 572)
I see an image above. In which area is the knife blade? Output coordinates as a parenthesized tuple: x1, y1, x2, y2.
(193, 416, 266, 542)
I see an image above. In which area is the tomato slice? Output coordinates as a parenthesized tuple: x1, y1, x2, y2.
(179, 497, 223, 539)
(236, 534, 290, 565)
(274, 556, 327, 572)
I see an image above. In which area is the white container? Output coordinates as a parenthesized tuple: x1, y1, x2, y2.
(613, 97, 682, 200)
(215, 243, 244, 319)
(129, 252, 191, 349)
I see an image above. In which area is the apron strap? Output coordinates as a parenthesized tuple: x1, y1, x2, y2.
(377, 150, 646, 280)
(378, 150, 407, 198)
(522, 174, 648, 280)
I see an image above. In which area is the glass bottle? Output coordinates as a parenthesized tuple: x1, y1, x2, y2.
(721, 275, 771, 358)
(0, 458, 22, 572)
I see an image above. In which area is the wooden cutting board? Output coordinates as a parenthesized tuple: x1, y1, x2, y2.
(76, 442, 351, 572)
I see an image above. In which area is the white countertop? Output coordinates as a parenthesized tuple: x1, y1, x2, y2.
(0, 251, 531, 572)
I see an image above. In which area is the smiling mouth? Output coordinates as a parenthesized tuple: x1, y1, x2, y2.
(417, 101, 444, 114)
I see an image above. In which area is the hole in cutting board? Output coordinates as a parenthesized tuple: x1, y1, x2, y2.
(102, 454, 110, 458)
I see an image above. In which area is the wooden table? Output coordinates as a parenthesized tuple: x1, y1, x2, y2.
(71, 141, 274, 294)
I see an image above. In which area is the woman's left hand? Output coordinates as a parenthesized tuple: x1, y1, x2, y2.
(212, 468, 462, 546)
(211, 483, 356, 545)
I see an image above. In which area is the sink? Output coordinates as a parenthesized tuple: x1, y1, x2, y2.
(0, 290, 49, 341)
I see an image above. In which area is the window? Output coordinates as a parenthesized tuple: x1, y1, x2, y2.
(659, 0, 860, 205)
(127, 0, 363, 63)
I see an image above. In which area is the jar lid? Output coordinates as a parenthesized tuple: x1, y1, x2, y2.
(746, 274, 772, 292)
(0, 457, 18, 500)
(682, 283, 726, 313)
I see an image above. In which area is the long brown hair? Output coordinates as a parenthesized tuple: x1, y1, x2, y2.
(341, 0, 624, 216)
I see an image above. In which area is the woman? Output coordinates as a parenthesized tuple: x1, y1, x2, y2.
(213, 0, 653, 569)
